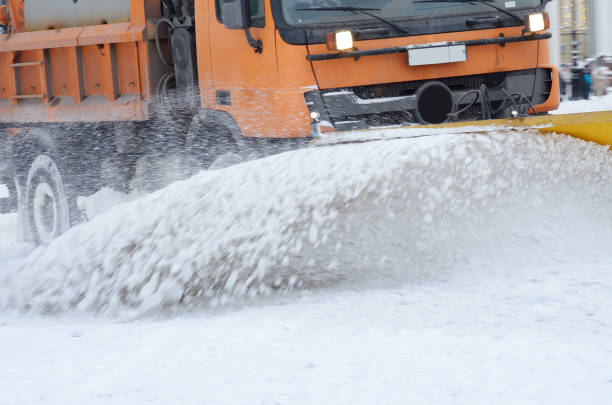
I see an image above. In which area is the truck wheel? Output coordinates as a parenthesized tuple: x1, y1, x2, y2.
(25, 154, 71, 245)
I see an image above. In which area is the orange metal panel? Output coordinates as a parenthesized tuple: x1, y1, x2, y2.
(0, 27, 83, 52)
(307, 27, 539, 89)
(534, 65, 560, 113)
(0, 53, 10, 101)
(81, 45, 106, 96)
(0, 22, 145, 53)
(209, 1, 280, 138)
(49, 47, 73, 98)
(0, 96, 148, 123)
(116, 42, 141, 95)
(78, 22, 145, 46)
(275, 31, 318, 138)
(130, 0, 146, 27)
(0, 23, 143, 52)
(534, 37, 560, 113)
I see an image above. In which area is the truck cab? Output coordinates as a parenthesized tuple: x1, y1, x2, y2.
(200, 0, 558, 137)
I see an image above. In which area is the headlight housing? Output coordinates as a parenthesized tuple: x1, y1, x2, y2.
(524, 12, 550, 34)
(326, 30, 354, 52)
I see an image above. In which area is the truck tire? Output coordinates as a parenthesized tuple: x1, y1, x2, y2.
(24, 154, 71, 245)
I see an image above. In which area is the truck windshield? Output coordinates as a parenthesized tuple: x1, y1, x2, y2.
(280, 0, 541, 27)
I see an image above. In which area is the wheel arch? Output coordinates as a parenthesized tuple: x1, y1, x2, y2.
(187, 109, 246, 148)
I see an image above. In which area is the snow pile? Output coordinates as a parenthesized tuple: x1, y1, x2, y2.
(1, 130, 611, 316)
(76, 187, 138, 220)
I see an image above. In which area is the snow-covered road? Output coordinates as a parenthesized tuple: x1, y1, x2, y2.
(1, 97, 612, 404)
(1, 187, 612, 404)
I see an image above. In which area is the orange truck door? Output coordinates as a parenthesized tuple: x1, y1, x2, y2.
(209, 0, 279, 138)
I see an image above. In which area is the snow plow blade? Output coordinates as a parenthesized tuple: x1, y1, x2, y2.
(315, 111, 612, 148)
(425, 110, 612, 147)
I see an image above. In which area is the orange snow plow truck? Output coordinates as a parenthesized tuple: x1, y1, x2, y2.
(0, 0, 581, 244)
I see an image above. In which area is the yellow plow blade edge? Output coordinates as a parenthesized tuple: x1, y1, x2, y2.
(314, 111, 612, 148)
(533, 111, 612, 147)
(414, 110, 612, 147)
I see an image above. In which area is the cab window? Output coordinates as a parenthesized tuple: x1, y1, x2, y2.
(216, 0, 265, 28)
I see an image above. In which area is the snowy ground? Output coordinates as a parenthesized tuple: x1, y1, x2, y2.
(553, 93, 612, 114)
(1, 98, 612, 404)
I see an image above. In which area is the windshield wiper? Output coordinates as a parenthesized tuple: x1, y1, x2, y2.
(296, 6, 409, 34)
(413, 0, 524, 24)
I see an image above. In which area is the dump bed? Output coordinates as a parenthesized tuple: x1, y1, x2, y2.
(0, 0, 168, 123)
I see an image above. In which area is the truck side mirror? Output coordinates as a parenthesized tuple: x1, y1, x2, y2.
(222, 0, 263, 53)
(222, 2, 245, 30)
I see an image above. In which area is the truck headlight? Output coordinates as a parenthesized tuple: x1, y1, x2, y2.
(525, 12, 549, 33)
(326, 30, 354, 52)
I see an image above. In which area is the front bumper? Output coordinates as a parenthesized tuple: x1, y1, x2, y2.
(305, 68, 554, 130)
